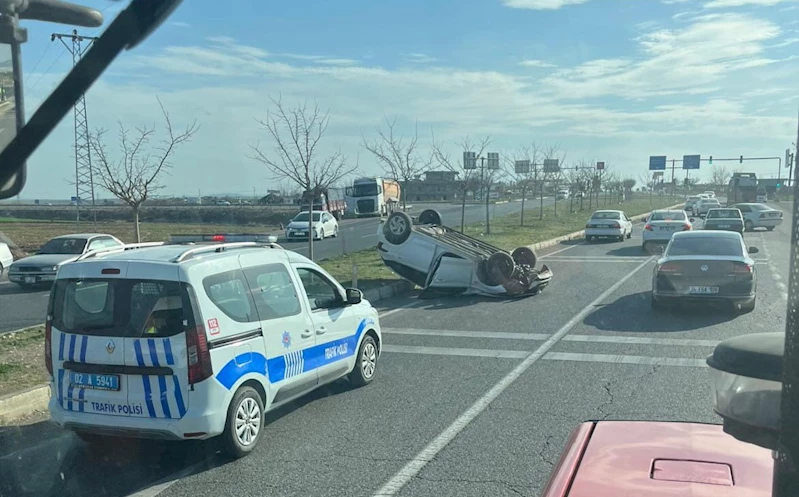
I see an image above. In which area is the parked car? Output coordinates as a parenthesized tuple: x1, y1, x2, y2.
(642, 210, 691, 252)
(0, 241, 13, 277)
(585, 210, 633, 242)
(556, 190, 570, 200)
(730, 203, 784, 232)
(703, 208, 744, 233)
(376, 209, 552, 297)
(651, 230, 758, 312)
(285, 210, 339, 240)
(7, 234, 123, 288)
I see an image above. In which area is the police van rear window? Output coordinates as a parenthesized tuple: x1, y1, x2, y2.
(51, 279, 196, 337)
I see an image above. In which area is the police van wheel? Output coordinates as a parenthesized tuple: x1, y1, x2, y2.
(349, 335, 378, 387)
(221, 386, 264, 459)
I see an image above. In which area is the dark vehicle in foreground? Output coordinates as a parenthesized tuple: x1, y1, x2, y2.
(651, 230, 758, 312)
(376, 209, 552, 297)
(703, 208, 744, 233)
(7, 234, 122, 288)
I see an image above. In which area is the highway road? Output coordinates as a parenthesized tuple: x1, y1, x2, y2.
(0, 198, 552, 333)
(0, 202, 788, 497)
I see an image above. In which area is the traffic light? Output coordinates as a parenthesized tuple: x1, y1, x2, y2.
(740, 155, 743, 164)
(709, 156, 713, 165)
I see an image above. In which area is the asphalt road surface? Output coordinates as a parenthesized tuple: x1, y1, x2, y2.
(0, 199, 549, 333)
(0, 201, 789, 497)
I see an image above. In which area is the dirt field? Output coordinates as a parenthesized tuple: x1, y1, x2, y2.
(0, 326, 48, 397)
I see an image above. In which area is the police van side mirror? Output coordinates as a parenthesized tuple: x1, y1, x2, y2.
(346, 288, 362, 305)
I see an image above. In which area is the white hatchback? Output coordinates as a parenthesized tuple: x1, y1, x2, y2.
(585, 210, 633, 242)
(46, 236, 380, 458)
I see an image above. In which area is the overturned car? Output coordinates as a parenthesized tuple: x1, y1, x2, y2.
(376, 209, 553, 297)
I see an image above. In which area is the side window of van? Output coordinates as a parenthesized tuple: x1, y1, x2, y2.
(203, 270, 258, 323)
(242, 264, 302, 320)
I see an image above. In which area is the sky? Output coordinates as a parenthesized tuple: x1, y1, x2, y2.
(11, 0, 799, 200)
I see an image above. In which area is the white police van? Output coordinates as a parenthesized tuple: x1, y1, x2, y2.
(45, 234, 381, 458)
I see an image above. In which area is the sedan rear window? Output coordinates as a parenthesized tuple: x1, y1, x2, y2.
(591, 212, 620, 220)
(38, 238, 87, 255)
(667, 237, 743, 257)
(650, 211, 686, 221)
(751, 204, 771, 211)
(51, 279, 195, 337)
(707, 209, 741, 219)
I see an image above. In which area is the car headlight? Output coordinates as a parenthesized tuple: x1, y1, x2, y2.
(47, 266, 59, 272)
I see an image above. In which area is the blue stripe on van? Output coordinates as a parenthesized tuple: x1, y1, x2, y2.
(68, 334, 76, 361)
(157, 375, 171, 418)
(58, 333, 65, 361)
(172, 376, 186, 417)
(141, 376, 156, 418)
(78, 388, 85, 412)
(66, 384, 74, 411)
(133, 340, 145, 366)
(79, 335, 88, 363)
(163, 339, 174, 365)
(147, 339, 160, 367)
(57, 369, 64, 403)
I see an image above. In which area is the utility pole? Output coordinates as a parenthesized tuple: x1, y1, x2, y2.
(52, 29, 99, 229)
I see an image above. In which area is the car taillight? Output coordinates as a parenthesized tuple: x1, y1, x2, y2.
(611, 222, 620, 229)
(657, 262, 681, 273)
(186, 324, 212, 384)
(683, 224, 692, 231)
(44, 317, 53, 376)
(759, 213, 766, 219)
(733, 263, 753, 274)
(644, 224, 654, 231)
(211, 234, 225, 242)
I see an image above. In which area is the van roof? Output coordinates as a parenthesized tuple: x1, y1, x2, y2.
(66, 243, 309, 267)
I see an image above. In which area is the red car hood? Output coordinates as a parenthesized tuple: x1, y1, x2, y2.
(561, 421, 772, 497)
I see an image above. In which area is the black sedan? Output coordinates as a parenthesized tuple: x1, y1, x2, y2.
(702, 208, 744, 233)
(651, 230, 758, 312)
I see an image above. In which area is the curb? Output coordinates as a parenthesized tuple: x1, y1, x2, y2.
(0, 384, 50, 425)
(363, 280, 413, 303)
(526, 203, 683, 253)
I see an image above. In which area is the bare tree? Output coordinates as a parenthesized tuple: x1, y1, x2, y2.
(432, 135, 491, 233)
(90, 98, 199, 242)
(710, 165, 731, 192)
(505, 144, 541, 225)
(361, 116, 433, 209)
(249, 96, 357, 260)
(541, 143, 567, 218)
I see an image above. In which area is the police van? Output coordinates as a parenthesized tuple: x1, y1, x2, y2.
(45, 234, 382, 458)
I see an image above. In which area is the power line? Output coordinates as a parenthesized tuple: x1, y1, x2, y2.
(52, 30, 100, 229)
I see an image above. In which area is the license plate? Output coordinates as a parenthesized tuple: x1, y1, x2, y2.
(24, 276, 35, 284)
(659, 226, 675, 231)
(70, 372, 120, 391)
(688, 286, 719, 295)
(718, 224, 730, 228)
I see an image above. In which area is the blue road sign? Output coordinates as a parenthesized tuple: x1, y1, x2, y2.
(683, 155, 700, 170)
(649, 156, 667, 171)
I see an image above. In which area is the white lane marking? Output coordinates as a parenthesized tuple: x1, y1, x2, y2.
(539, 243, 583, 258)
(378, 299, 424, 319)
(383, 344, 527, 359)
(760, 233, 788, 302)
(361, 233, 377, 239)
(543, 352, 706, 368)
(371, 256, 654, 497)
(383, 329, 549, 341)
(544, 258, 649, 263)
(383, 328, 719, 347)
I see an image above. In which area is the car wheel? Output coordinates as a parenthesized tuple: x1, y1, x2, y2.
(221, 386, 264, 459)
(511, 247, 537, 267)
(383, 211, 413, 245)
(586, 235, 594, 243)
(766, 226, 775, 231)
(0, 264, 3, 278)
(744, 220, 755, 232)
(319, 229, 325, 240)
(417, 209, 442, 226)
(642, 242, 650, 253)
(486, 252, 516, 285)
(349, 334, 378, 387)
(618, 234, 625, 242)
(626, 228, 632, 239)
(332, 226, 338, 237)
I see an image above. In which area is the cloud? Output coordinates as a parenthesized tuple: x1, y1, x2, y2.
(704, 0, 797, 7)
(170, 21, 190, 28)
(403, 53, 438, 64)
(518, 59, 556, 67)
(501, 0, 591, 9)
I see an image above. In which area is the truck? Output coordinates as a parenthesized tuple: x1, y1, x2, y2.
(297, 187, 347, 220)
(726, 172, 758, 205)
(345, 177, 401, 217)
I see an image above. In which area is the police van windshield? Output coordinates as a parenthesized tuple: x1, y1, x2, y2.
(51, 279, 195, 338)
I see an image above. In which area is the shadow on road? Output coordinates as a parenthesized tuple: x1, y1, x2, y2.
(604, 245, 648, 258)
(584, 291, 738, 332)
(0, 281, 48, 296)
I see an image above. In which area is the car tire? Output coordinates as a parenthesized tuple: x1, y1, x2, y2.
(417, 209, 442, 226)
(642, 242, 650, 253)
(586, 235, 593, 243)
(332, 226, 338, 237)
(221, 386, 264, 459)
(745, 220, 754, 232)
(618, 234, 625, 242)
(349, 334, 378, 387)
(511, 247, 537, 267)
(486, 252, 515, 285)
(0, 264, 3, 278)
(383, 211, 413, 245)
(319, 229, 325, 240)
(767, 226, 775, 231)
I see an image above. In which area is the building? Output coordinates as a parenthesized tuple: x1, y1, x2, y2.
(404, 170, 459, 202)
